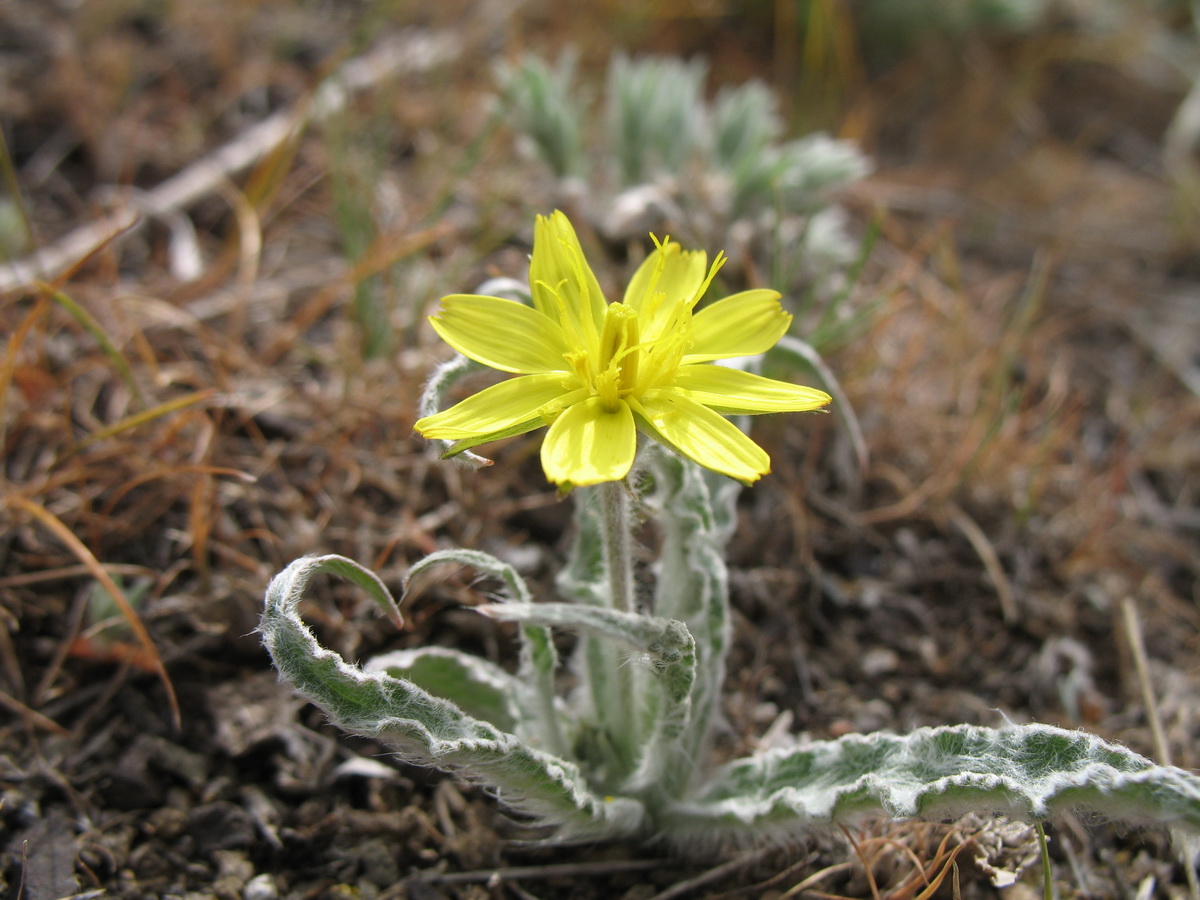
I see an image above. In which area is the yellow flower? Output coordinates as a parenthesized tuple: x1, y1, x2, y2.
(415, 211, 831, 488)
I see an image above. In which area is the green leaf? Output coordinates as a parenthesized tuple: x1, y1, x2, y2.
(479, 600, 697, 797)
(42, 284, 145, 408)
(649, 452, 736, 796)
(404, 548, 566, 757)
(661, 723, 1200, 843)
(261, 554, 642, 837)
(366, 647, 521, 734)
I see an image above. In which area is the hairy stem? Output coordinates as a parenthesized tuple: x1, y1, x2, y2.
(600, 480, 635, 614)
(597, 479, 639, 770)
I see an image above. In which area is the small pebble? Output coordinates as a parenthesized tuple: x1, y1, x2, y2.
(243, 873, 278, 900)
(861, 646, 899, 677)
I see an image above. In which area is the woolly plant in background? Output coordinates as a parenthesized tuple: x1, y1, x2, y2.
(495, 51, 587, 181)
(262, 212, 1200, 855)
(495, 51, 869, 308)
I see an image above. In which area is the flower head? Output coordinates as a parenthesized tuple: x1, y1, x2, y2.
(415, 211, 830, 488)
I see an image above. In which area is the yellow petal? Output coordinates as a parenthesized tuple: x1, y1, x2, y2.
(415, 373, 569, 440)
(541, 396, 637, 487)
(430, 295, 569, 374)
(623, 241, 707, 335)
(671, 365, 831, 414)
(529, 211, 607, 346)
(635, 390, 770, 484)
(683, 290, 792, 363)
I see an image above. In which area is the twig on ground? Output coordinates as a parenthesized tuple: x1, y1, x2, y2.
(646, 847, 776, 900)
(778, 862, 855, 899)
(1121, 595, 1200, 900)
(1120, 595, 1170, 764)
(700, 852, 821, 900)
(406, 858, 666, 887)
(0, 28, 463, 293)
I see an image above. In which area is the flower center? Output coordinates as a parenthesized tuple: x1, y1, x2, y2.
(593, 303, 640, 411)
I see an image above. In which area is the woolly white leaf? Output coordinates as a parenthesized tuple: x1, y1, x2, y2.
(403, 547, 566, 756)
(662, 723, 1200, 844)
(261, 555, 640, 836)
(648, 452, 734, 796)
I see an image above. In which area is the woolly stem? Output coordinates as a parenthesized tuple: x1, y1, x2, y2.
(597, 479, 639, 769)
(600, 480, 635, 614)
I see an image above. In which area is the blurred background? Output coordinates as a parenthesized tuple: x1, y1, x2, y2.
(2, 1, 1199, 897)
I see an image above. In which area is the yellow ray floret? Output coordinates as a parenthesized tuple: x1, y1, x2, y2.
(415, 210, 831, 488)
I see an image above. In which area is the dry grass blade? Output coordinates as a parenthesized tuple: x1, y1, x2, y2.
(5, 495, 180, 731)
(1121, 595, 1170, 765)
(0, 613, 26, 699)
(72, 390, 215, 452)
(98, 464, 253, 523)
(892, 829, 970, 900)
(0, 687, 70, 736)
(215, 179, 263, 295)
(857, 415, 991, 526)
(0, 123, 35, 254)
(1120, 597, 1200, 899)
(818, 825, 971, 900)
(0, 563, 155, 590)
(407, 858, 667, 886)
(907, 847, 969, 900)
(38, 281, 145, 407)
(646, 847, 775, 900)
(946, 503, 1018, 625)
(189, 464, 215, 580)
(0, 294, 49, 449)
(261, 220, 456, 364)
(778, 861, 856, 899)
(239, 109, 305, 214)
(839, 824, 882, 900)
(700, 852, 821, 900)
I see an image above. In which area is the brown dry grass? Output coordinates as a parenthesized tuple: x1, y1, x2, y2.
(2, 1, 1199, 898)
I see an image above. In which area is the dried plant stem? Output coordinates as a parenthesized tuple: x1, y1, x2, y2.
(407, 858, 665, 886)
(39, 282, 145, 406)
(1120, 595, 1170, 764)
(0, 688, 68, 735)
(778, 861, 855, 899)
(646, 847, 774, 900)
(0, 296, 49, 451)
(947, 503, 1018, 624)
(840, 824, 883, 900)
(1121, 596, 1200, 900)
